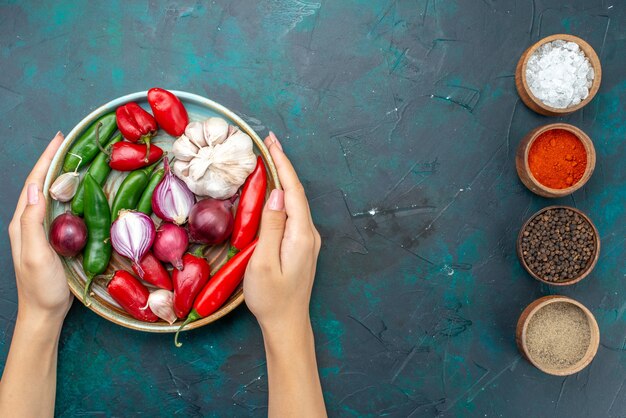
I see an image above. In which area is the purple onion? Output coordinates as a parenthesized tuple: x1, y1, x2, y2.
(152, 159, 195, 225)
(110, 210, 156, 276)
(153, 222, 189, 270)
(188, 198, 234, 245)
(49, 212, 87, 257)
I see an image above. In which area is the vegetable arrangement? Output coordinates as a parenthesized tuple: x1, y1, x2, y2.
(48, 89, 268, 343)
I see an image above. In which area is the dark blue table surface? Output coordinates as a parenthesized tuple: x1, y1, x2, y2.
(0, 1, 624, 417)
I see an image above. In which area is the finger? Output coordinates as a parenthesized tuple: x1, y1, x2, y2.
(20, 184, 48, 258)
(12, 132, 64, 225)
(254, 189, 287, 269)
(264, 132, 313, 230)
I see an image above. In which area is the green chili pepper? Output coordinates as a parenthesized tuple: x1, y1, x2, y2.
(110, 159, 162, 222)
(82, 173, 112, 305)
(63, 113, 117, 172)
(136, 168, 165, 215)
(70, 134, 122, 216)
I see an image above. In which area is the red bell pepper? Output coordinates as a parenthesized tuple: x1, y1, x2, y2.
(172, 249, 211, 319)
(229, 157, 267, 257)
(132, 251, 173, 291)
(109, 142, 164, 171)
(175, 239, 257, 346)
(116, 102, 158, 162)
(147, 88, 188, 136)
(106, 270, 158, 322)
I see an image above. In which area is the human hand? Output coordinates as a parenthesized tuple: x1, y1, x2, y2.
(244, 132, 321, 335)
(8, 132, 73, 324)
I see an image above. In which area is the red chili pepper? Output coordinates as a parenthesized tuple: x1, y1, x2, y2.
(109, 142, 164, 171)
(106, 270, 158, 322)
(172, 249, 211, 319)
(132, 251, 173, 291)
(116, 102, 158, 162)
(147, 88, 188, 136)
(229, 157, 267, 257)
(175, 239, 257, 346)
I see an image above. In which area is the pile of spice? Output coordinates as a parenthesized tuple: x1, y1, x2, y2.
(526, 302, 591, 369)
(528, 129, 587, 189)
(520, 208, 596, 282)
(526, 40, 594, 109)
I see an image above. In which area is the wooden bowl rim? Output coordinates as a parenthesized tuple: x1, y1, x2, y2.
(517, 34, 602, 115)
(43, 90, 281, 333)
(518, 122, 596, 197)
(516, 205, 600, 286)
(517, 295, 600, 376)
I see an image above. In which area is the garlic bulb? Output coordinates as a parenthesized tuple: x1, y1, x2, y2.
(50, 172, 80, 202)
(146, 289, 177, 324)
(171, 117, 256, 199)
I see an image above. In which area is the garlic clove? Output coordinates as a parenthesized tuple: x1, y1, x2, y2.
(171, 134, 198, 161)
(184, 121, 208, 148)
(146, 289, 177, 325)
(202, 117, 229, 146)
(50, 172, 80, 202)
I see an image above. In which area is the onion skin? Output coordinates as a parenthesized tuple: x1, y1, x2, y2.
(188, 198, 234, 245)
(153, 222, 189, 270)
(49, 212, 87, 257)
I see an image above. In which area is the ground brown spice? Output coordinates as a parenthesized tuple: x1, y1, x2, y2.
(526, 302, 591, 369)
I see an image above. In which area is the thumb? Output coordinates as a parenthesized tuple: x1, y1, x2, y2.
(20, 183, 48, 254)
(255, 189, 286, 264)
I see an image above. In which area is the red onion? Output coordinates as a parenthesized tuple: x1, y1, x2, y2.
(152, 159, 195, 225)
(153, 222, 189, 270)
(110, 210, 155, 276)
(49, 212, 87, 257)
(188, 198, 234, 245)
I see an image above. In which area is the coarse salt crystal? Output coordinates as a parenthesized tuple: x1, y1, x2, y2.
(526, 39, 594, 109)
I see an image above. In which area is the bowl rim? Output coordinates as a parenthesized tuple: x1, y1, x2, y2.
(516, 295, 600, 376)
(516, 205, 600, 286)
(43, 90, 280, 333)
(516, 33, 602, 115)
(518, 122, 596, 197)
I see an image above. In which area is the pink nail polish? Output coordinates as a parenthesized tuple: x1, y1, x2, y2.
(27, 183, 39, 205)
(269, 131, 283, 151)
(267, 189, 284, 211)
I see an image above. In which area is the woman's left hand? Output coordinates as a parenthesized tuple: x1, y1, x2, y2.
(8, 132, 73, 323)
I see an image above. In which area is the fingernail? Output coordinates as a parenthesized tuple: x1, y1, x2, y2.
(268, 189, 284, 211)
(27, 183, 39, 205)
(269, 131, 283, 151)
(56, 131, 64, 138)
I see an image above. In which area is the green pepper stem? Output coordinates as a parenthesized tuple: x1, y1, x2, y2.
(227, 245, 239, 260)
(94, 122, 111, 156)
(192, 245, 206, 258)
(174, 310, 202, 347)
(83, 273, 113, 306)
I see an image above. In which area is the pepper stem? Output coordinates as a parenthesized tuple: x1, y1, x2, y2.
(140, 134, 153, 163)
(192, 245, 206, 258)
(94, 122, 111, 156)
(83, 273, 113, 306)
(227, 245, 239, 260)
(174, 310, 202, 347)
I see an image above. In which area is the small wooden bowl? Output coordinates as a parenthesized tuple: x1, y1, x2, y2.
(516, 295, 600, 376)
(515, 34, 602, 116)
(516, 123, 596, 198)
(517, 205, 600, 286)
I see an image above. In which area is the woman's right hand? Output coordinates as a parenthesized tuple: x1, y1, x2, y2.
(244, 131, 322, 334)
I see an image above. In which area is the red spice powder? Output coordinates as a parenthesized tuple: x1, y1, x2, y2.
(528, 129, 587, 189)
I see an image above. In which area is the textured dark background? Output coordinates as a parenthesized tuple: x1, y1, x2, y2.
(0, 1, 625, 417)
